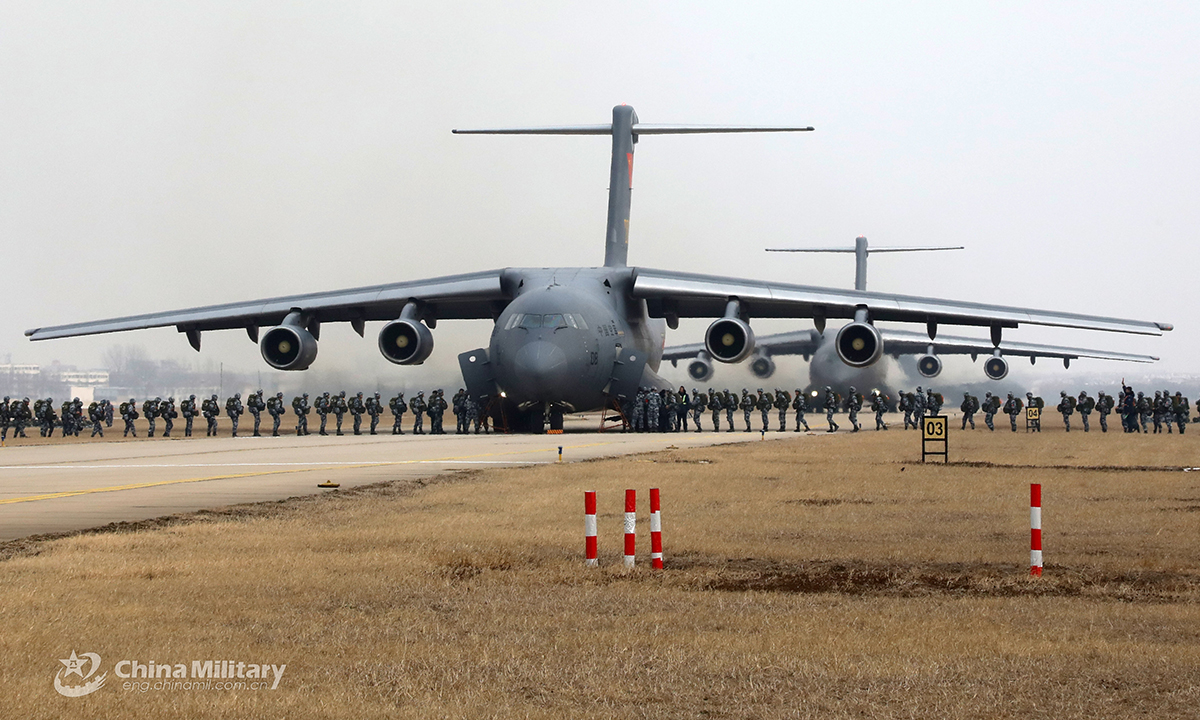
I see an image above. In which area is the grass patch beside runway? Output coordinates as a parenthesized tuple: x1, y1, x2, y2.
(1, 428, 1198, 717)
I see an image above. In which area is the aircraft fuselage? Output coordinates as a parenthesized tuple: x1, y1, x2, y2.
(488, 268, 667, 412)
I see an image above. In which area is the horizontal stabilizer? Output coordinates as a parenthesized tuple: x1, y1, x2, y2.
(766, 246, 964, 253)
(453, 124, 814, 135)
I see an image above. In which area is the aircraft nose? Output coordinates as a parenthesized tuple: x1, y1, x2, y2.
(515, 341, 568, 384)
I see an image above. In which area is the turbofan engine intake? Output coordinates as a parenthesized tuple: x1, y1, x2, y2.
(261, 323, 318, 371)
(704, 318, 755, 364)
(984, 355, 1009, 380)
(834, 322, 883, 368)
(687, 354, 714, 382)
(917, 354, 942, 378)
(379, 318, 434, 365)
(750, 352, 776, 379)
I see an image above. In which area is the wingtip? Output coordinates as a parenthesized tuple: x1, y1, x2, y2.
(1156, 322, 1174, 332)
(24, 328, 37, 338)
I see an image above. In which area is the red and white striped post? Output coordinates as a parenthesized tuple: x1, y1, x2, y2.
(623, 489, 636, 569)
(1030, 483, 1042, 577)
(650, 488, 663, 569)
(584, 490, 598, 567)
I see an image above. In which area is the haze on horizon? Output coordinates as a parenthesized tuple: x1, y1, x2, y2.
(3, 2, 1197, 390)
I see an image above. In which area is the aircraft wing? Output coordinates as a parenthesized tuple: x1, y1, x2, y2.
(877, 328, 1159, 364)
(25, 270, 510, 344)
(662, 329, 822, 364)
(633, 268, 1172, 336)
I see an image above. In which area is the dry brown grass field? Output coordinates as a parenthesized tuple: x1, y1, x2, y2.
(1, 422, 1198, 718)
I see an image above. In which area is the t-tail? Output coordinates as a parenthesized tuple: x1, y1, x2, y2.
(453, 105, 814, 268)
(764, 236, 964, 291)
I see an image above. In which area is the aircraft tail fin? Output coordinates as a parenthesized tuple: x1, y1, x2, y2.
(765, 237, 963, 291)
(454, 106, 814, 268)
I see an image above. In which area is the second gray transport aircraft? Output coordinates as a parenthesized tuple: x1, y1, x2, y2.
(26, 105, 1173, 431)
(663, 236, 1162, 393)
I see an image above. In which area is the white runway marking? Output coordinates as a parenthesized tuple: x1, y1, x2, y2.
(0, 461, 551, 470)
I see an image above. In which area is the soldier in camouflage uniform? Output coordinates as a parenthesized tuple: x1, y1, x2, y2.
(649, 390, 664, 432)
(926, 389, 943, 417)
(823, 386, 840, 433)
(912, 387, 926, 425)
(292, 393, 310, 435)
(43, 401, 59, 438)
(723, 389, 737, 432)
(202, 394, 220, 436)
(160, 397, 177, 437)
(247, 390, 266, 437)
(120, 398, 140, 437)
(332, 391, 348, 435)
(1163, 388, 1176, 433)
(630, 389, 645, 432)
(871, 390, 888, 430)
(756, 388, 773, 432)
(1077, 391, 1094, 432)
(463, 393, 479, 434)
(265, 392, 284, 436)
(225, 393, 242, 437)
(409, 391, 427, 434)
(1136, 392, 1150, 433)
(0, 397, 9, 442)
(691, 388, 706, 432)
(430, 389, 448, 435)
(367, 392, 383, 435)
(313, 392, 330, 435)
(960, 392, 978, 430)
(1002, 392, 1022, 432)
(143, 397, 160, 437)
(774, 389, 790, 432)
(11, 399, 30, 438)
(846, 387, 862, 432)
(792, 389, 810, 432)
(88, 400, 104, 437)
(661, 390, 675, 432)
(346, 392, 364, 435)
(389, 392, 407, 434)
(1152, 391, 1165, 433)
(707, 388, 722, 432)
(180, 395, 196, 437)
(1096, 391, 1113, 432)
(740, 389, 755, 432)
(1173, 392, 1189, 433)
(1056, 391, 1075, 432)
(981, 392, 999, 431)
(105, 399, 114, 428)
(451, 389, 467, 434)
(898, 392, 913, 430)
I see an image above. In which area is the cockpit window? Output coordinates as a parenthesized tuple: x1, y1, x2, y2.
(510, 313, 586, 330)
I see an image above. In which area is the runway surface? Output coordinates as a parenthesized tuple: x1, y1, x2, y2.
(0, 430, 751, 541)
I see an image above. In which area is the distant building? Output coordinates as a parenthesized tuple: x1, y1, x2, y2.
(58, 370, 110, 386)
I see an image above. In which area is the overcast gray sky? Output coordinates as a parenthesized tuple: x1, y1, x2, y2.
(3, 1, 1197, 384)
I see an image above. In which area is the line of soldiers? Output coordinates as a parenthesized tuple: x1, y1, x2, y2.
(0, 389, 491, 441)
(622, 386, 891, 434)
(0, 396, 115, 440)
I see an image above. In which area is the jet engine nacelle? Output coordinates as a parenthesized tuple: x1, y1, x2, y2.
(834, 321, 883, 368)
(261, 324, 318, 371)
(917, 354, 943, 378)
(705, 318, 756, 364)
(379, 318, 434, 365)
(749, 352, 776, 379)
(686, 354, 715, 382)
(984, 355, 1009, 381)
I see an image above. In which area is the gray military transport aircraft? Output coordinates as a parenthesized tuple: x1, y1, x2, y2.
(26, 105, 1172, 432)
(663, 236, 1162, 392)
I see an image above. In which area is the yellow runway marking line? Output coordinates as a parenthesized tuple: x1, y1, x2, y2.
(0, 439, 658, 506)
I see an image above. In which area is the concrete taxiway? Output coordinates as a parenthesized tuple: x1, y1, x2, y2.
(0, 429, 752, 541)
